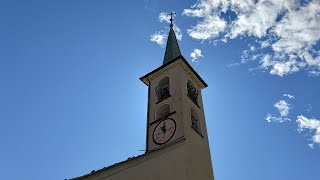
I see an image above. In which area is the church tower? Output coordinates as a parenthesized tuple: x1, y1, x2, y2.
(69, 12, 214, 180)
(140, 12, 214, 180)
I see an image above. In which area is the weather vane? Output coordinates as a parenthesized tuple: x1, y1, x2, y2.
(168, 11, 176, 27)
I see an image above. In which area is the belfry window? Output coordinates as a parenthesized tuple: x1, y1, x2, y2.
(156, 77, 170, 102)
(191, 116, 198, 130)
(155, 104, 170, 120)
(187, 80, 199, 104)
(190, 108, 201, 133)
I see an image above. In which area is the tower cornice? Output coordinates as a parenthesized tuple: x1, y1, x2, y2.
(140, 56, 208, 89)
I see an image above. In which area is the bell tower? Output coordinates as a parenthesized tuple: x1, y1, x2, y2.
(140, 12, 214, 180)
(68, 12, 214, 180)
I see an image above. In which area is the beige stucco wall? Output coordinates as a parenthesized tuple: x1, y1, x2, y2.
(178, 60, 214, 180)
(74, 140, 188, 180)
(144, 59, 214, 180)
(146, 61, 186, 151)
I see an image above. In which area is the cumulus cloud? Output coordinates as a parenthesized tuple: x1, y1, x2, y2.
(185, 14, 227, 40)
(297, 115, 320, 148)
(269, 59, 300, 76)
(159, 12, 171, 23)
(150, 12, 182, 47)
(228, 0, 297, 39)
(183, 0, 227, 40)
(190, 49, 204, 63)
(272, 1, 320, 54)
(150, 31, 167, 47)
(275, 100, 291, 117)
(183, 0, 320, 76)
(265, 99, 292, 123)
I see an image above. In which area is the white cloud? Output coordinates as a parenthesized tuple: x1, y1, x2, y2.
(190, 49, 204, 62)
(159, 12, 171, 23)
(239, 45, 262, 64)
(265, 95, 319, 149)
(297, 115, 320, 147)
(265, 114, 290, 123)
(150, 31, 167, 47)
(173, 26, 182, 41)
(186, 15, 227, 40)
(150, 12, 182, 47)
(308, 143, 314, 149)
(182, 0, 227, 40)
(258, 54, 301, 76)
(265, 99, 292, 123)
(300, 51, 320, 66)
(228, 0, 297, 39)
(274, 100, 291, 117)
(250, 46, 256, 51)
(260, 40, 271, 48)
(260, 54, 273, 69)
(283, 94, 294, 99)
(183, 0, 320, 76)
(269, 59, 300, 77)
(183, 0, 229, 17)
(297, 115, 320, 132)
(309, 68, 320, 76)
(272, 1, 320, 55)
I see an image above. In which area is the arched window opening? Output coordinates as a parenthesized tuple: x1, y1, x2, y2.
(187, 80, 199, 104)
(191, 108, 201, 132)
(156, 104, 170, 120)
(156, 77, 170, 102)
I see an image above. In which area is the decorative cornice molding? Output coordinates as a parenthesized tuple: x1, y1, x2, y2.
(140, 56, 207, 89)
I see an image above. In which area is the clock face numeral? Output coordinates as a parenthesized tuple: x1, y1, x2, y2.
(152, 118, 176, 145)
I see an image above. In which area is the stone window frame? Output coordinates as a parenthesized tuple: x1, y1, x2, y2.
(187, 80, 199, 106)
(156, 76, 171, 103)
(190, 107, 203, 137)
(155, 103, 171, 121)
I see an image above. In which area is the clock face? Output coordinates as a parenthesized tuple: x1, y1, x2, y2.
(153, 118, 176, 145)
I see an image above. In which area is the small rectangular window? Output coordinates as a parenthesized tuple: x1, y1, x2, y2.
(156, 77, 170, 102)
(187, 84, 199, 104)
(191, 116, 198, 130)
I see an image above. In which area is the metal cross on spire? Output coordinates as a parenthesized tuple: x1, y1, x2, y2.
(168, 11, 176, 27)
(163, 11, 181, 65)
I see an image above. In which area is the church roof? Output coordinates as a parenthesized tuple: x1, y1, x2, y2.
(68, 137, 186, 180)
(163, 25, 182, 65)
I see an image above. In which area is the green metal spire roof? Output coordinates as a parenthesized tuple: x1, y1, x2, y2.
(163, 12, 181, 65)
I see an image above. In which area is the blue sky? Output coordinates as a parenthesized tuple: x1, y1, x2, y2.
(1, 0, 320, 179)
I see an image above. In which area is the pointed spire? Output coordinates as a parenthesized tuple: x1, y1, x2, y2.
(163, 12, 182, 65)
